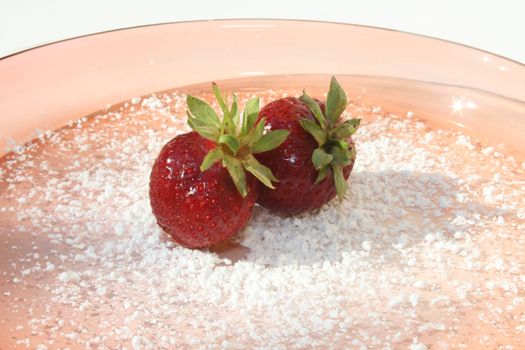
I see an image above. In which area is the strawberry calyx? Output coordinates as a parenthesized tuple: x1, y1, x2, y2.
(186, 83, 290, 197)
(299, 76, 360, 200)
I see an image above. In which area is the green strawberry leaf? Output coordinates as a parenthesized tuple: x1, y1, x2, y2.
(334, 139, 349, 150)
(244, 118, 266, 147)
(348, 145, 357, 160)
(331, 145, 352, 166)
(187, 113, 220, 142)
(200, 148, 223, 172)
(212, 82, 228, 116)
(230, 94, 240, 133)
(211, 83, 235, 134)
(326, 76, 347, 126)
(186, 95, 221, 129)
(314, 166, 329, 185)
(299, 118, 327, 146)
(218, 134, 240, 154)
(332, 164, 347, 200)
(312, 148, 333, 170)
(332, 119, 360, 139)
(222, 154, 248, 197)
(242, 154, 278, 189)
(300, 92, 327, 129)
(348, 118, 360, 129)
(220, 99, 234, 135)
(251, 129, 290, 154)
(242, 96, 260, 136)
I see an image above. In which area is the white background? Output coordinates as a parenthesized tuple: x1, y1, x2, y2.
(1, 0, 524, 63)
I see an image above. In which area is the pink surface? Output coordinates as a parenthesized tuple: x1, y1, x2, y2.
(0, 20, 524, 154)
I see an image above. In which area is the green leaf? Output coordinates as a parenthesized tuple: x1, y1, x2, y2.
(332, 165, 348, 200)
(314, 166, 329, 185)
(244, 118, 266, 147)
(251, 129, 289, 154)
(331, 145, 352, 166)
(348, 145, 357, 160)
(218, 134, 240, 154)
(200, 148, 223, 172)
(299, 119, 327, 146)
(212, 82, 228, 116)
(230, 94, 240, 133)
(332, 119, 360, 139)
(222, 154, 248, 197)
(312, 148, 334, 170)
(242, 96, 260, 136)
(325, 76, 348, 126)
(300, 92, 327, 129)
(334, 139, 349, 150)
(186, 95, 221, 129)
(348, 118, 360, 129)
(242, 154, 278, 189)
(219, 98, 234, 135)
(187, 113, 220, 142)
(187, 112, 196, 129)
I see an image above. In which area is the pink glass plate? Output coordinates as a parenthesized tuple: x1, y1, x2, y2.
(1, 19, 525, 349)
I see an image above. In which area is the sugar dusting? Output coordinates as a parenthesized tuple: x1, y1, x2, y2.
(1, 90, 524, 349)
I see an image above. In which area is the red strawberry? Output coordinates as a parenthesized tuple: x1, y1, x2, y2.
(149, 132, 257, 248)
(149, 84, 289, 248)
(255, 77, 360, 216)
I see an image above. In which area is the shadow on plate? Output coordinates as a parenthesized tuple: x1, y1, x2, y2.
(209, 170, 499, 267)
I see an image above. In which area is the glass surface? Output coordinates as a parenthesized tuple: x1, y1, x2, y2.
(1, 20, 523, 156)
(0, 20, 524, 349)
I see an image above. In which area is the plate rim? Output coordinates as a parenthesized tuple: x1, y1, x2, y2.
(1, 18, 523, 67)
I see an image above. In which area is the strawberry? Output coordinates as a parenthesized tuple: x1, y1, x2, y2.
(149, 84, 289, 248)
(255, 77, 360, 216)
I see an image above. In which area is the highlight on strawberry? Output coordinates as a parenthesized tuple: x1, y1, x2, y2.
(149, 83, 289, 249)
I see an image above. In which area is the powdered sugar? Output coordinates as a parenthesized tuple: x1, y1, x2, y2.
(0, 88, 524, 349)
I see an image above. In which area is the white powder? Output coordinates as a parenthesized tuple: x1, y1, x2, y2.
(409, 293, 420, 307)
(410, 342, 428, 350)
(57, 271, 81, 283)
